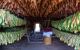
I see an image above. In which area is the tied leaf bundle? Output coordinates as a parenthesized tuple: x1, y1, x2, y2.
(52, 12, 80, 33)
(0, 9, 26, 45)
(53, 28, 80, 50)
(0, 9, 26, 27)
(0, 28, 26, 45)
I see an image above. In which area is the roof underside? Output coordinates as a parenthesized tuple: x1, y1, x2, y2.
(0, 0, 80, 19)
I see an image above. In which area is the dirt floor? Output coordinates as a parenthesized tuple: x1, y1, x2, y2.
(0, 37, 74, 50)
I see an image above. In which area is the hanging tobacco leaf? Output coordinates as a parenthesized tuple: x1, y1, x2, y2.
(52, 12, 80, 33)
(0, 0, 79, 19)
(0, 9, 26, 27)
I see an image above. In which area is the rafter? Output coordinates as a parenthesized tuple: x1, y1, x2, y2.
(0, 0, 79, 19)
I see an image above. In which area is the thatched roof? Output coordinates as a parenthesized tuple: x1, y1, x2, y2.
(0, 0, 80, 19)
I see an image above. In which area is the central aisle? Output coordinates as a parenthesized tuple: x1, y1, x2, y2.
(0, 37, 74, 50)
